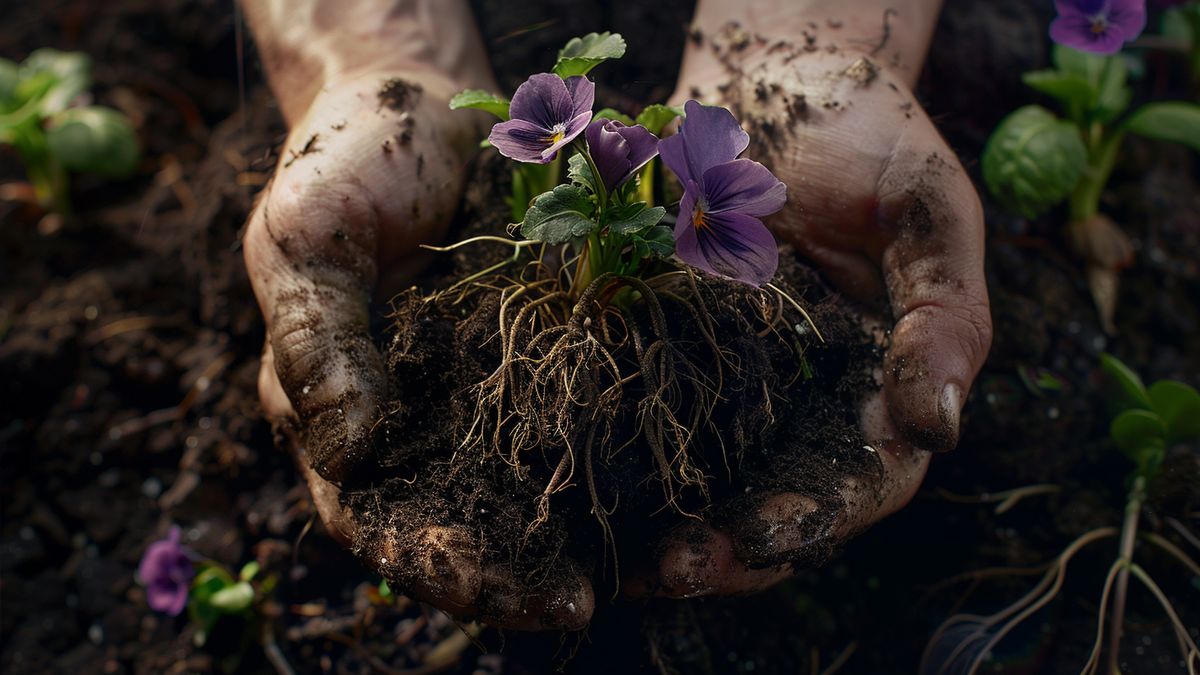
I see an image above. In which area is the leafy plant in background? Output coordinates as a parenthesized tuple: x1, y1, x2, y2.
(1158, 1, 1200, 84)
(0, 49, 139, 214)
(982, 4, 1200, 332)
(922, 355, 1200, 675)
(138, 527, 277, 649)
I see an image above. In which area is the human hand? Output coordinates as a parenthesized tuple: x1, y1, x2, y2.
(241, 0, 593, 629)
(640, 0, 993, 596)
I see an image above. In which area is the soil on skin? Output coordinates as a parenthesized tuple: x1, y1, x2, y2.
(2, 0, 1197, 674)
(343, 149, 880, 605)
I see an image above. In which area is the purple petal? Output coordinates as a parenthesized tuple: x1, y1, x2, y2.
(490, 118, 556, 164)
(563, 76, 596, 120)
(1106, 0, 1146, 41)
(700, 159, 787, 218)
(147, 579, 189, 616)
(585, 120, 658, 192)
(586, 120, 631, 192)
(612, 123, 659, 183)
(674, 180, 779, 286)
(540, 111, 592, 161)
(659, 100, 750, 186)
(508, 73, 573, 129)
(1055, 0, 1105, 16)
(1049, 15, 1127, 53)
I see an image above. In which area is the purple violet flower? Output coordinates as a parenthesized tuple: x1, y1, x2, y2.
(658, 100, 787, 287)
(1050, 0, 1147, 54)
(489, 73, 595, 164)
(138, 526, 194, 616)
(585, 119, 659, 193)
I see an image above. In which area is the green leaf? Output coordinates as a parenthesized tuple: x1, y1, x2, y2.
(1148, 380, 1200, 443)
(635, 104, 684, 136)
(1122, 102, 1200, 152)
(610, 204, 665, 235)
(1048, 46, 1131, 122)
(593, 108, 634, 125)
(19, 48, 91, 115)
(1093, 57, 1131, 123)
(238, 561, 260, 582)
(46, 106, 138, 177)
(567, 152, 595, 190)
(634, 224, 675, 258)
(378, 580, 393, 601)
(1021, 70, 1094, 110)
(449, 89, 510, 121)
(981, 105, 1087, 218)
(520, 184, 597, 243)
(1110, 408, 1167, 459)
(553, 32, 626, 78)
(209, 580, 255, 614)
(1100, 353, 1152, 411)
(0, 59, 18, 106)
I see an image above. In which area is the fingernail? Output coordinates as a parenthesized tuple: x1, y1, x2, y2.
(937, 383, 963, 451)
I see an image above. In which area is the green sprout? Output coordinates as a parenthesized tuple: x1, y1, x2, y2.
(981, 44, 1200, 330)
(924, 356, 1200, 674)
(0, 49, 139, 214)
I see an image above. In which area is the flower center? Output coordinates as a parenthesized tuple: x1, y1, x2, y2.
(692, 204, 709, 231)
(1089, 14, 1109, 34)
(545, 123, 567, 145)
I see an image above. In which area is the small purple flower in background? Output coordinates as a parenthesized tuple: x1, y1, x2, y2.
(659, 100, 787, 287)
(138, 526, 194, 616)
(585, 119, 659, 193)
(1050, 0, 1147, 54)
(489, 73, 595, 164)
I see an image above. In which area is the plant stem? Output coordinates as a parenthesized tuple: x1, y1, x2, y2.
(1105, 474, 1145, 675)
(1068, 130, 1123, 224)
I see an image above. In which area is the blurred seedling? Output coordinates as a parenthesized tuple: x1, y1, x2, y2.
(981, 44, 1200, 332)
(922, 354, 1200, 675)
(0, 48, 138, 214)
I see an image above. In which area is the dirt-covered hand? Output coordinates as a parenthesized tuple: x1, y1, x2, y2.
(241, 0, 594, 630)
(642, 10, 992, 596)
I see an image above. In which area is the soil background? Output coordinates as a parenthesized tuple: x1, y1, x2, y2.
(2, 1, 1198, 674)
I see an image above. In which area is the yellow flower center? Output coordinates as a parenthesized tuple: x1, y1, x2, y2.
(544, 123, 567, 145)
(692, 205, 709, 231)
(1090, 17, 1108, 34)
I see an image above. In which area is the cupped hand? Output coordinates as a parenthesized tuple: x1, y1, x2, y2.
(640, 25, 993, 597)
(243, 62, 593, 629)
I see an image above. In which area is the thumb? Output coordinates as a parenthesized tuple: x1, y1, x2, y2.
(244, 169, 385, 484)
(877, 147, 992, 452)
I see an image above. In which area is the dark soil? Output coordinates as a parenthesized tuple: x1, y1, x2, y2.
(2, 1, 1197, 674)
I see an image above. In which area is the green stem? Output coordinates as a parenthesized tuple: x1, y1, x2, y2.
(11, 124, 70, 214)
(1106, 474, 1145, 675)
(1068, 129, 1123, 223)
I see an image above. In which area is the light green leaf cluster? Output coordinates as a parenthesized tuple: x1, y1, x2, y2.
(553, 32, 627, 78)
(1102, 353, 1200, 479)
(1, 49, 139, 212)
(981, 105, 1087, 218)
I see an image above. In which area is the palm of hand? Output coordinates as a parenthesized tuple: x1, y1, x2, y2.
(637, 48, 992, 596)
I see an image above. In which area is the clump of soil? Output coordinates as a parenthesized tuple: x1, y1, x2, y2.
(342, 156, 882, 605)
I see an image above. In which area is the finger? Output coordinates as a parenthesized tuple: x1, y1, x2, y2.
(244, 171, 385, 484)
(645, 393, 930, 597)
(367, 523, 594, 631)
(475, 565, 595, 631)
(257, 342, 296, 421)
(876, 139, 992, 452)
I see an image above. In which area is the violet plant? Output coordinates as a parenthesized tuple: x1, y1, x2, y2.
(137, 526, 275, 647)
(982, 3, 1200, 330)
(0, 49, 139, 214)
(448, 32, 786, 294)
